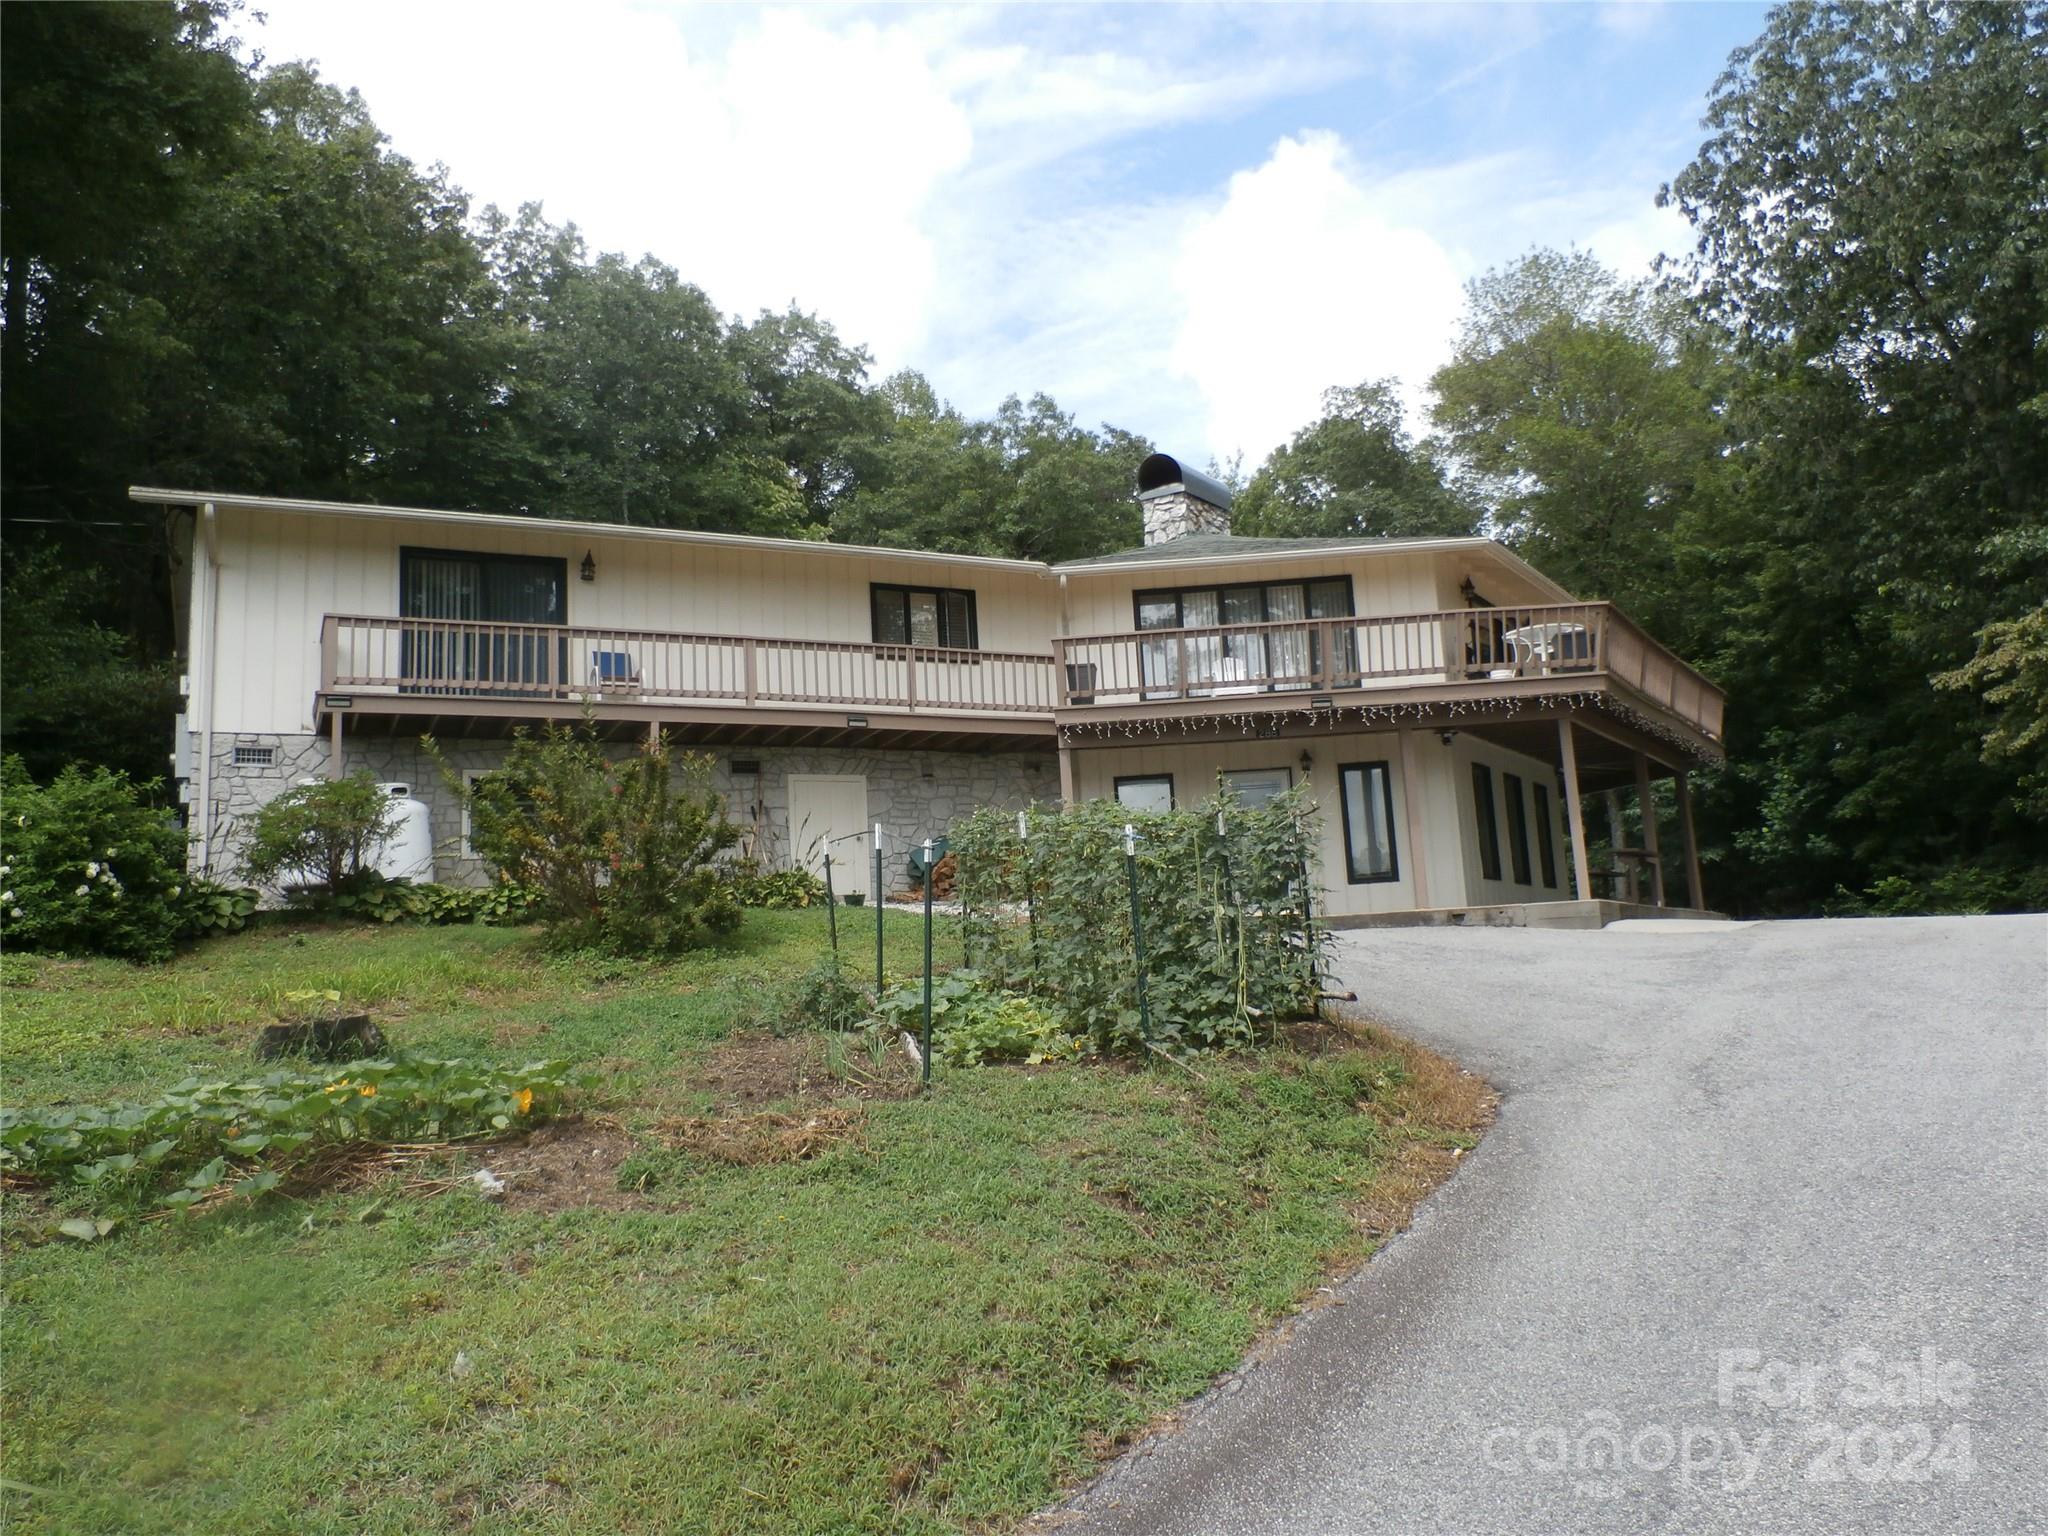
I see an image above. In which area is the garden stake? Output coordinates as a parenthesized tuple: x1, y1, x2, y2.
(1124, 822, 1152, 1042)
(873, 823, 885, 995)
(1299, 843, 1319, 1011)
(1019, 809, 1039, 978)
(823, 850, 838, 954)
(921, 837, 935, 1089)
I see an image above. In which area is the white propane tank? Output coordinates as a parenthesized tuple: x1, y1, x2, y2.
(373, 783, 435, 884)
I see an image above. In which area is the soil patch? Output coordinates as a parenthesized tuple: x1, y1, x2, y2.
(695, 1031, 919, 1108)
(661, 1106, 864, 1165)
(488, 1118, 646, 1213)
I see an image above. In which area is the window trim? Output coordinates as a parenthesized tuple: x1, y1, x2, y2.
(1471, 762, 1503, 882)
(869, 582, 979, 651)
(1336, 759, 1401, 885)
(1533, 781, 1559, 890)
(1503, 771, 1533, 886)
(1113, 773, 1176, 812)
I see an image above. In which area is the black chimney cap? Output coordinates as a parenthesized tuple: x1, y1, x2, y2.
(1137, 452, 1233, 511)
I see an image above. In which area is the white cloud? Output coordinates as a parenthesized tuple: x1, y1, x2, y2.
(1169, 133, 1468, 463)
(250, 2, 972, 360)
(242, 2, 1714, 470)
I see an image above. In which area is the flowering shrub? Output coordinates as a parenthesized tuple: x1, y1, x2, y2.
(1, 1055, 582, 1215)
(0, 757, 191, 961)
(447, 724, 742, 954)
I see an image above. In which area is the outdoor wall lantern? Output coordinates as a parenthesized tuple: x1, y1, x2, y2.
(1299, 749, 1315, 777)
(580, 550, 596, 582)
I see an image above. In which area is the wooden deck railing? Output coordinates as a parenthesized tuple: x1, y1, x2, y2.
(319, 615, 1062, 715)
(318, 603, 1724, 744)
(1053, 602, 1725, 743)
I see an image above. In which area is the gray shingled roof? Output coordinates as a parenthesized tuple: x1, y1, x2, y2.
(1052, 532, 1475, 570)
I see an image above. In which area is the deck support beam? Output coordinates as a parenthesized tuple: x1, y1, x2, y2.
(1057, 743, 1076, 808)
(329, 709, 344, 780)
(1557, 717, 1591, 900)
(1634, 751, 1665, 907)
(1675, 768, 1706, 911)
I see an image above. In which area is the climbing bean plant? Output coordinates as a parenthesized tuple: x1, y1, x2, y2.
(949, 787, 1326, 1055)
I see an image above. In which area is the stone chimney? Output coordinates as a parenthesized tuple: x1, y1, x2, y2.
(1137, 452, 1232, 545)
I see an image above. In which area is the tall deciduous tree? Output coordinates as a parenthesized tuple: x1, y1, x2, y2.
(1233, 381, 1476, 540)
(1428, 250, 1731, 638)
(834, 380, 1148, 563)
(1660, 0, 2048, 911)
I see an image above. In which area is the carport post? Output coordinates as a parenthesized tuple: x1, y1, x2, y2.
(1557, 718, 1591, 900)
(1675, 772, 1706, 911)
(873, 825, 885, 993)
(1634, 752, 1665, 907)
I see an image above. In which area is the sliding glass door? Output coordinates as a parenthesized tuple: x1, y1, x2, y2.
(400, 549, 567, 694)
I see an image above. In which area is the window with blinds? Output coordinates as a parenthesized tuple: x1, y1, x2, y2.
(399, 548, 567, 693)
(871, 584, 977, 649)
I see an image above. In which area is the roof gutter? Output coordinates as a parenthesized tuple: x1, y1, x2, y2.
(125, 486, 1053, 576)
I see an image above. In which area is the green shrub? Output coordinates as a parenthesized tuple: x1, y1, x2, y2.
(237, 773, 399, 898)
(874, 969, 1082, 1067)
(0, 757, 192, 961)
(1, 1055, 582, 1216)
(731, 864, 829, 910)
(949, 789, 1324, 1055)
(177, 876, 258, 938)
(409, 879, 543, 926)
(1826, 862, 2048, 917)
(782, 957, 870, 1032)
(329, 873, 422, 923)
(447, 724, 742, 955)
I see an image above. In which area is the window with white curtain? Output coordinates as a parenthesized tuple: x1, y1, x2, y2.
(1133, 577, 1355, 696)
(1339, 761, 1398, 883)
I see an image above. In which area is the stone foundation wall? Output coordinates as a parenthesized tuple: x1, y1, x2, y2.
(193, 730, 1055, 889)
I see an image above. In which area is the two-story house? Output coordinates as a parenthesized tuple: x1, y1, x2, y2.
(131, 453, 1725, 926)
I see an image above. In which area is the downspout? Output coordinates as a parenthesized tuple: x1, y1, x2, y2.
(193, 502, 220, 873)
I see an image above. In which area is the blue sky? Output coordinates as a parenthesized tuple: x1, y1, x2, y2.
(247, 1, 1771, 468)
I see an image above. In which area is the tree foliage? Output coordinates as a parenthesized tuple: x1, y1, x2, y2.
(1234, 380, 1476, 540)
(1428, 252, 1731, 635)
(1652, 0, 2048, 911)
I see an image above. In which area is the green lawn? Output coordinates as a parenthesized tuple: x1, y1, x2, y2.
(2, 911, 1487, 1535)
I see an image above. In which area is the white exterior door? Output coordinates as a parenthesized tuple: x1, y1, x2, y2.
(786, 775, 870, 886)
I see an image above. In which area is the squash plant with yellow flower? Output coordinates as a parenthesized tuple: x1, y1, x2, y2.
(1, 1055, 583, 1217)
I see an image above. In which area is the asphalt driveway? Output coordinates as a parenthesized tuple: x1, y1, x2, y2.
(1048, 915, 2047, 1535)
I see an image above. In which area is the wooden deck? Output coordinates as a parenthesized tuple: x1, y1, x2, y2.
(314, 603, 1724, 763)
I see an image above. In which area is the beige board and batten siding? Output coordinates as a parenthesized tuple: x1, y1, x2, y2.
(1068, 730, 1456, 919)
(206, 506, 1060, 735)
